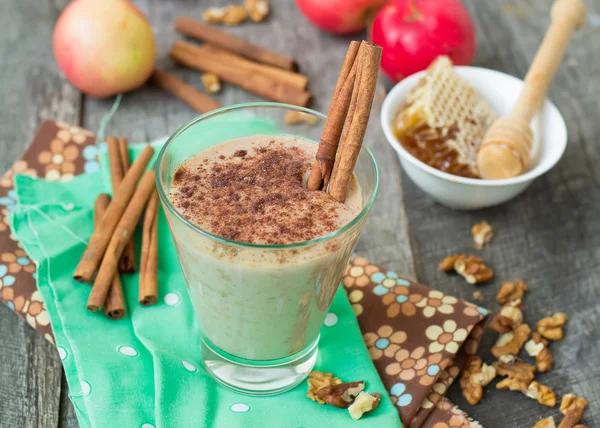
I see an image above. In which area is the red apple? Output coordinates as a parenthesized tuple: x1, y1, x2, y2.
(295, 0, 388, 35)
(370, 0, 476, 82)
(53, 0, 156, 98)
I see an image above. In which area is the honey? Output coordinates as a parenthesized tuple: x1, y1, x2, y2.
(395, 125, 479, 178)
(391, 56, 497, 179)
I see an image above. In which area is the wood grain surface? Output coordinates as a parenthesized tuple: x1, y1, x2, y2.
(0, 0, 598, 427)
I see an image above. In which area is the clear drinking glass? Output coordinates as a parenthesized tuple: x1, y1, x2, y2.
(156, 103, 379, 395)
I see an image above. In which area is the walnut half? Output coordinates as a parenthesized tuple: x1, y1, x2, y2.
(460, 356, 496, 405)
(307, 371, 342, 404)
(314, 381, 365, 408)
(533, 417, 556, 428)
(439, 254, 460, 271)
(472, 220, 494, 249)
(526, 381, 557, 407)
(559, 394, 588, 428)
(348, 391, 381, 420)
(203, 6, 248, 26)
(454, 255, 494, 284)
(493, 355, 535, 383)
(491, 323, 531, 358)
(497, 279, 528, 304)
(489, 299, 523, 334)
(525, 332, 553, 373)
(201, 73, 221, 94)
(538, 312, 568, 341)
(245, 0, 269, 22)
(497, 378, 556, 407)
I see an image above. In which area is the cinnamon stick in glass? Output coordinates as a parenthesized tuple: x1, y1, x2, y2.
(151, 69, 222, 113)
(94, 193, 126, 320)
(87, 171, 156, 311)
(174, 16, 298, 71)
(170, 41, 311, 107)
(328, 42, 382, 203)
(106, 137, 136, 273)
(307, 41, 361, 191)
(139, 190, 159, 306)
(74, 145, 154, 283)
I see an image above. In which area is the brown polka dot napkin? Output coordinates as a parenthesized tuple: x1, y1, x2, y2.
(0, 120, 95, 343)
(343, 256, 488, 427)
(1, 120, 486, 427)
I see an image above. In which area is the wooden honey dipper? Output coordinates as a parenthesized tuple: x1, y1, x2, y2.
(476, 0, 586, 179)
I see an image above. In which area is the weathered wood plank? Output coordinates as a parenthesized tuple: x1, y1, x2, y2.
(400, 0, 600, 426)
(0, 0, 80, 427)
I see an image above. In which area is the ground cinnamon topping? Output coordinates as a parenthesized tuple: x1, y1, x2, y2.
(171, 139, 357, 245)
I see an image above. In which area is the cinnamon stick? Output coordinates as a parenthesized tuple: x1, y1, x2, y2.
(118, 138, 130, 175)
(170, 41, 311, 107)
(94, 194, 126, 320)
(87, 171, 156, 311)
(328, 42, 382, 203)
(194, 44, 309, 91)
(307, 41, 361, 191)
(107, 137, 136, 273)
(139, 190, 159, 306)
(74, 145, 154, 283)
(174, 16, 298, 71)
(151, 69, 222, 114)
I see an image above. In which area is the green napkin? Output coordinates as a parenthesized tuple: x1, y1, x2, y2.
(9, 144, 400, 428)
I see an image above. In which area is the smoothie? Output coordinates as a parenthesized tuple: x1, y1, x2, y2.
(168, 135, 364, 360)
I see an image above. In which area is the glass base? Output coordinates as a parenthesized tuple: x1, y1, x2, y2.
(201, 336, 319, 396)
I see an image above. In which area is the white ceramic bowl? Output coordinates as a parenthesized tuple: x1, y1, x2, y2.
(380, 67, 568, 210)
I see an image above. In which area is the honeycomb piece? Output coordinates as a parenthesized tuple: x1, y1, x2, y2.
(393, 56, 497, 178)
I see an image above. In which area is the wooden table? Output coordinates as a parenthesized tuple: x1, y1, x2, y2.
(1, 1, 598, 427)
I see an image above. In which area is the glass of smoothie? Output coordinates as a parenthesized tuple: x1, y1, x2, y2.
(156, 102, 378, 395)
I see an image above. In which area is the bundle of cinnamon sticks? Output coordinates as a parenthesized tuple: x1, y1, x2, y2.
(73, 139, 160, 319)
(152, 16, 311, 112)
(307, 41, 382, 203)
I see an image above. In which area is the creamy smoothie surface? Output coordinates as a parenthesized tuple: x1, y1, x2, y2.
(167, 135, 365, 360)
(169, 135, 362, 245)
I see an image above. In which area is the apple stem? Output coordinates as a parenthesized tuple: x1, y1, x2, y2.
(406, 0, 423, 22)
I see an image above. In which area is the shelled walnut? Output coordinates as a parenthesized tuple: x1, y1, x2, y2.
(491, 324, 531, 358)
(533, 417, 556, 428)
(538, 312, 568, 340)
(526, 381, 557, 407)
(307, 371, 342, 404)
(201, 73, 221, 94)
(460, 356, 496, 405)
(525, 332, 553, 372)
(559, 394, 588, 428)
(497, 377, 556, 407)
(472, 221, 494, 249)
(439, 254, 460, 271)
(497, 377, 530, 391)
(454, 255, 494, 284)
(497, 279, 528, 304)
(439, 254, 493, 284)
(203, 6, 248, 25)
(489, 299, 523, 334)
(348, 391, 381, 420)
(245, 0, 269, 22)
(314, 381, 365, 408)
(493, 355, 535, 383)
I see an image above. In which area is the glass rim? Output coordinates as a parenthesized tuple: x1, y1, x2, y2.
(155, 101, 380, 250)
